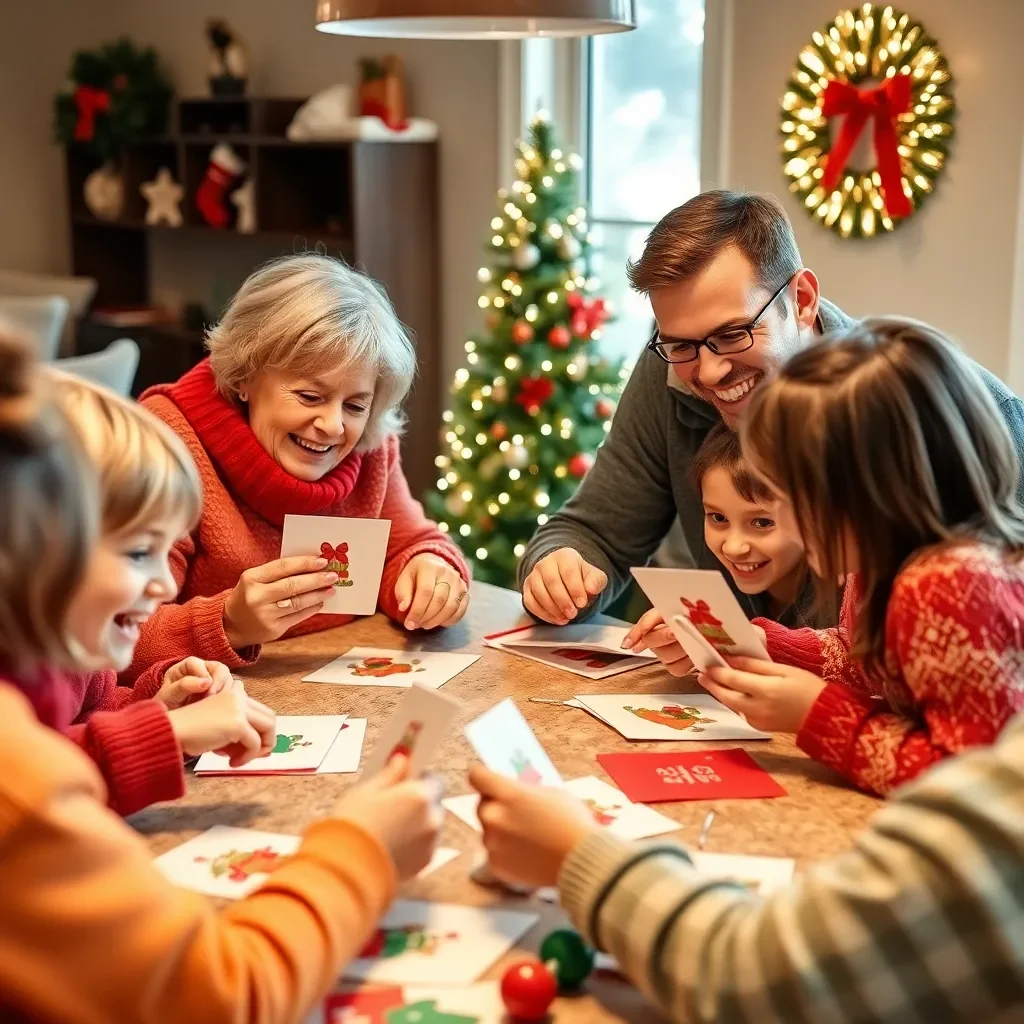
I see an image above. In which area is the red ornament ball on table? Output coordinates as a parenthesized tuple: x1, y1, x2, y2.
(568, 452, 593, 478)
(594, 398, 615, 419)
(500, 959, 558, 1021)
(511, 320, 535, 345)
(548, 324, 571, 349)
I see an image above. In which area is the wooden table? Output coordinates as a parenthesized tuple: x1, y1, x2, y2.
(132, 582, 882, 1022)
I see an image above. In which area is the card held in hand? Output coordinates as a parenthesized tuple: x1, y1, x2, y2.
(362, 683, 463, 778)
(464, 698, 562, 786)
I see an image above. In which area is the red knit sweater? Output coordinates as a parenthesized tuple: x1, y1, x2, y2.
(6, 661, 185, 816)
(127, 360, 470, 677)
(759, 542, 1024, 796)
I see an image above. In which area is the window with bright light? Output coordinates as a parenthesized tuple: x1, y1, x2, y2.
(586, 0, 705, 360)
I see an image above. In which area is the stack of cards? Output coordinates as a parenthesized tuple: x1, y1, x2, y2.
(631, 567, 771, 672)
(193, 715, 367, 776)
(444, 775, 681, 842)
(303, 647, 479, 690)
(155, 826, 460, 899)
(484, 623, 657, 680)
(573, 693, 771, 741)
(280, 514, 392, 616)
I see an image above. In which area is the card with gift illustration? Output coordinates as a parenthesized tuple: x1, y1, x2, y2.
(597, 748, 787, 803)
(631, 567, 771, 671)
(444, 775, 679, 842)
(484, 623, 655, 680)
(574, 693, 771, 741)
(362, 683, 463, 778)
(343, 900, 537, 985)
(194, 715, 349, 775)
(464, 698, 562, 786)
(303, 647, 479, 689)
(322, 983, 505, 1024)
(280, 514, 391, 615)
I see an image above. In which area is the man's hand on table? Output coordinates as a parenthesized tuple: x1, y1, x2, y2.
(522, 548, 608, 625)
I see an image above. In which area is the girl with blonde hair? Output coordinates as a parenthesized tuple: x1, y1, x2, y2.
(0, 328, 444, 1022)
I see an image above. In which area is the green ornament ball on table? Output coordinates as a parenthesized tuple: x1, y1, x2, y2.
(539, 928, 595, 990)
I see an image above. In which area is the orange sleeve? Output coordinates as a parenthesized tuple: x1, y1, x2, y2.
(0, 686, 396, 1024)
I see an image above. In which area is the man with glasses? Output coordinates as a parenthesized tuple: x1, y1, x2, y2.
(518, 190, 1024, 627)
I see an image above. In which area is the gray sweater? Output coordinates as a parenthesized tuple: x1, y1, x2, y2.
(518, 300, 1024, 622)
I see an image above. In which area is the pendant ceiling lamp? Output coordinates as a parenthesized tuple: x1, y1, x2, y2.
(314, 1, 636, 39)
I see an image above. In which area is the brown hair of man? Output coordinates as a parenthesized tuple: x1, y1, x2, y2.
(740, 316, 1024, 676)
(627, 190, 803, 295)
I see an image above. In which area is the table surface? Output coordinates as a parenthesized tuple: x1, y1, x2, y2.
(133, 582, 882, 1022)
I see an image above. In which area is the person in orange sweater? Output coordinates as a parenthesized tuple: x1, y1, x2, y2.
(129, 254, 471, 678)
(691, 317, 1024, 796)
(0, 331, 444, 1023)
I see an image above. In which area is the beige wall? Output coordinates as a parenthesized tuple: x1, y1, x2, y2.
(725, 0, 1024, 380)
(0, 0, 499, 383)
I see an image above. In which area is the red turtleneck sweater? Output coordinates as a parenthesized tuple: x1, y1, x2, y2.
(128, 360, 469, 677)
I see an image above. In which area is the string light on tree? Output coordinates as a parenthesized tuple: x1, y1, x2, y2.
(425, 112, 624, 586)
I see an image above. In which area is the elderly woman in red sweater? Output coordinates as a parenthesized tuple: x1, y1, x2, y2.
(129, 254, 470, 675)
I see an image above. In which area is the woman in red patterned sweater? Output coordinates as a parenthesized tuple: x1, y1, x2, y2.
(696, 317, 1024, 797)
(129, 255, 470, 678)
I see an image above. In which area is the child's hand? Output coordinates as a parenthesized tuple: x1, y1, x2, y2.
(155, 657, 234, 709)
(698, 658, 826, 733)
(621, 608, 695, 676)
(469, 766, 599, 888)
(332, 756, 445, 880)
(168, 681, 277, 765)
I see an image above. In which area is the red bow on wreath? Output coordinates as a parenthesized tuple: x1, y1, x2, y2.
(73, 85, 112, 143)
(820, 73, 912, 219)
(567, 293, 608, 339)
(515, 376, 555, 415)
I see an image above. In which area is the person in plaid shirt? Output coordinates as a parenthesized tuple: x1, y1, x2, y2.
(471, 710, 1024, 1023)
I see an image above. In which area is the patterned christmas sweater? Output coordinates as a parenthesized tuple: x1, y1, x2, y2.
(758, 542, 1024, 797)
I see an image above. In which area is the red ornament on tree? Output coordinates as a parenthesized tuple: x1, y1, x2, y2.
(515, 376, 555, 415)
(491, 421, 508, 441)
(500, 960, 558, 1021)
(511, 320, 535, 345)
(594, 398, 615, 419)
(568, 452, 594, 478)
(567, 293, 608, 339)
(73, 85, 111, 142)
(548, 324, 571, 349)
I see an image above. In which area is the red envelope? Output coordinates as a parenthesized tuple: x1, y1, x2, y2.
(597, 748, 786, 803)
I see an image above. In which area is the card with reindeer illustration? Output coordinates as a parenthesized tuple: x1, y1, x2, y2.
(280, 514, 391, 615)
(574, 693, 771, 742)
(631, 567, 772, 671)
(303, 647, 479, 689)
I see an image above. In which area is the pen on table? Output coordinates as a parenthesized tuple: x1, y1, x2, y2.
(697, 810, 715, 850)
(528, 697, 575, 706)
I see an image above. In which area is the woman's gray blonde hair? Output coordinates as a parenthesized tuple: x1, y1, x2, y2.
(206, 254, 416, 452)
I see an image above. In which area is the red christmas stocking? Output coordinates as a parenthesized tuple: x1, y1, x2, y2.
(195, 142, 246, 228)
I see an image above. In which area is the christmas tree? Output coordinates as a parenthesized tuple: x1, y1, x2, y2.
(427, 113, 625, 586)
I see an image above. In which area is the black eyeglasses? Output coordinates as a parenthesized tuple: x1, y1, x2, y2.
(647, 275, 795, 364)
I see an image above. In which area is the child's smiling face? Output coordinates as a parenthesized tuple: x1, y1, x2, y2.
(701, 466, 806, 598)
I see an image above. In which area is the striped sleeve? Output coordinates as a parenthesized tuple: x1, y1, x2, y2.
(558, 712, 1024, 1023)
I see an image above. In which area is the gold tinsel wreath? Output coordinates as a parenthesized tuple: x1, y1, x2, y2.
(780, 4, 955, 238)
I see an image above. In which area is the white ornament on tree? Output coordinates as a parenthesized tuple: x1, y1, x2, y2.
(512, 242, 540, 271)
(504, 443, 529, 469)
(140, 167, 184, 227)
(231, 178, 256, 233)
(557, 234, 582, 261)
(567, 354, 590, 381)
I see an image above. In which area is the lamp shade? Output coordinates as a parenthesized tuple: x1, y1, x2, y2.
(314, 0, 636, 38)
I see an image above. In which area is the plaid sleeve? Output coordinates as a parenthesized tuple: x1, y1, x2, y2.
(559, 712, 1024, 1023)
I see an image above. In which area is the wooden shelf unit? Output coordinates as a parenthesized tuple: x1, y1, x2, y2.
(66, 96, 442, 498)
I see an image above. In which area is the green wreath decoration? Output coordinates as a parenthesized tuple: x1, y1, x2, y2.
(779, 5, 955, 238)
(54, 38, 173, 163)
